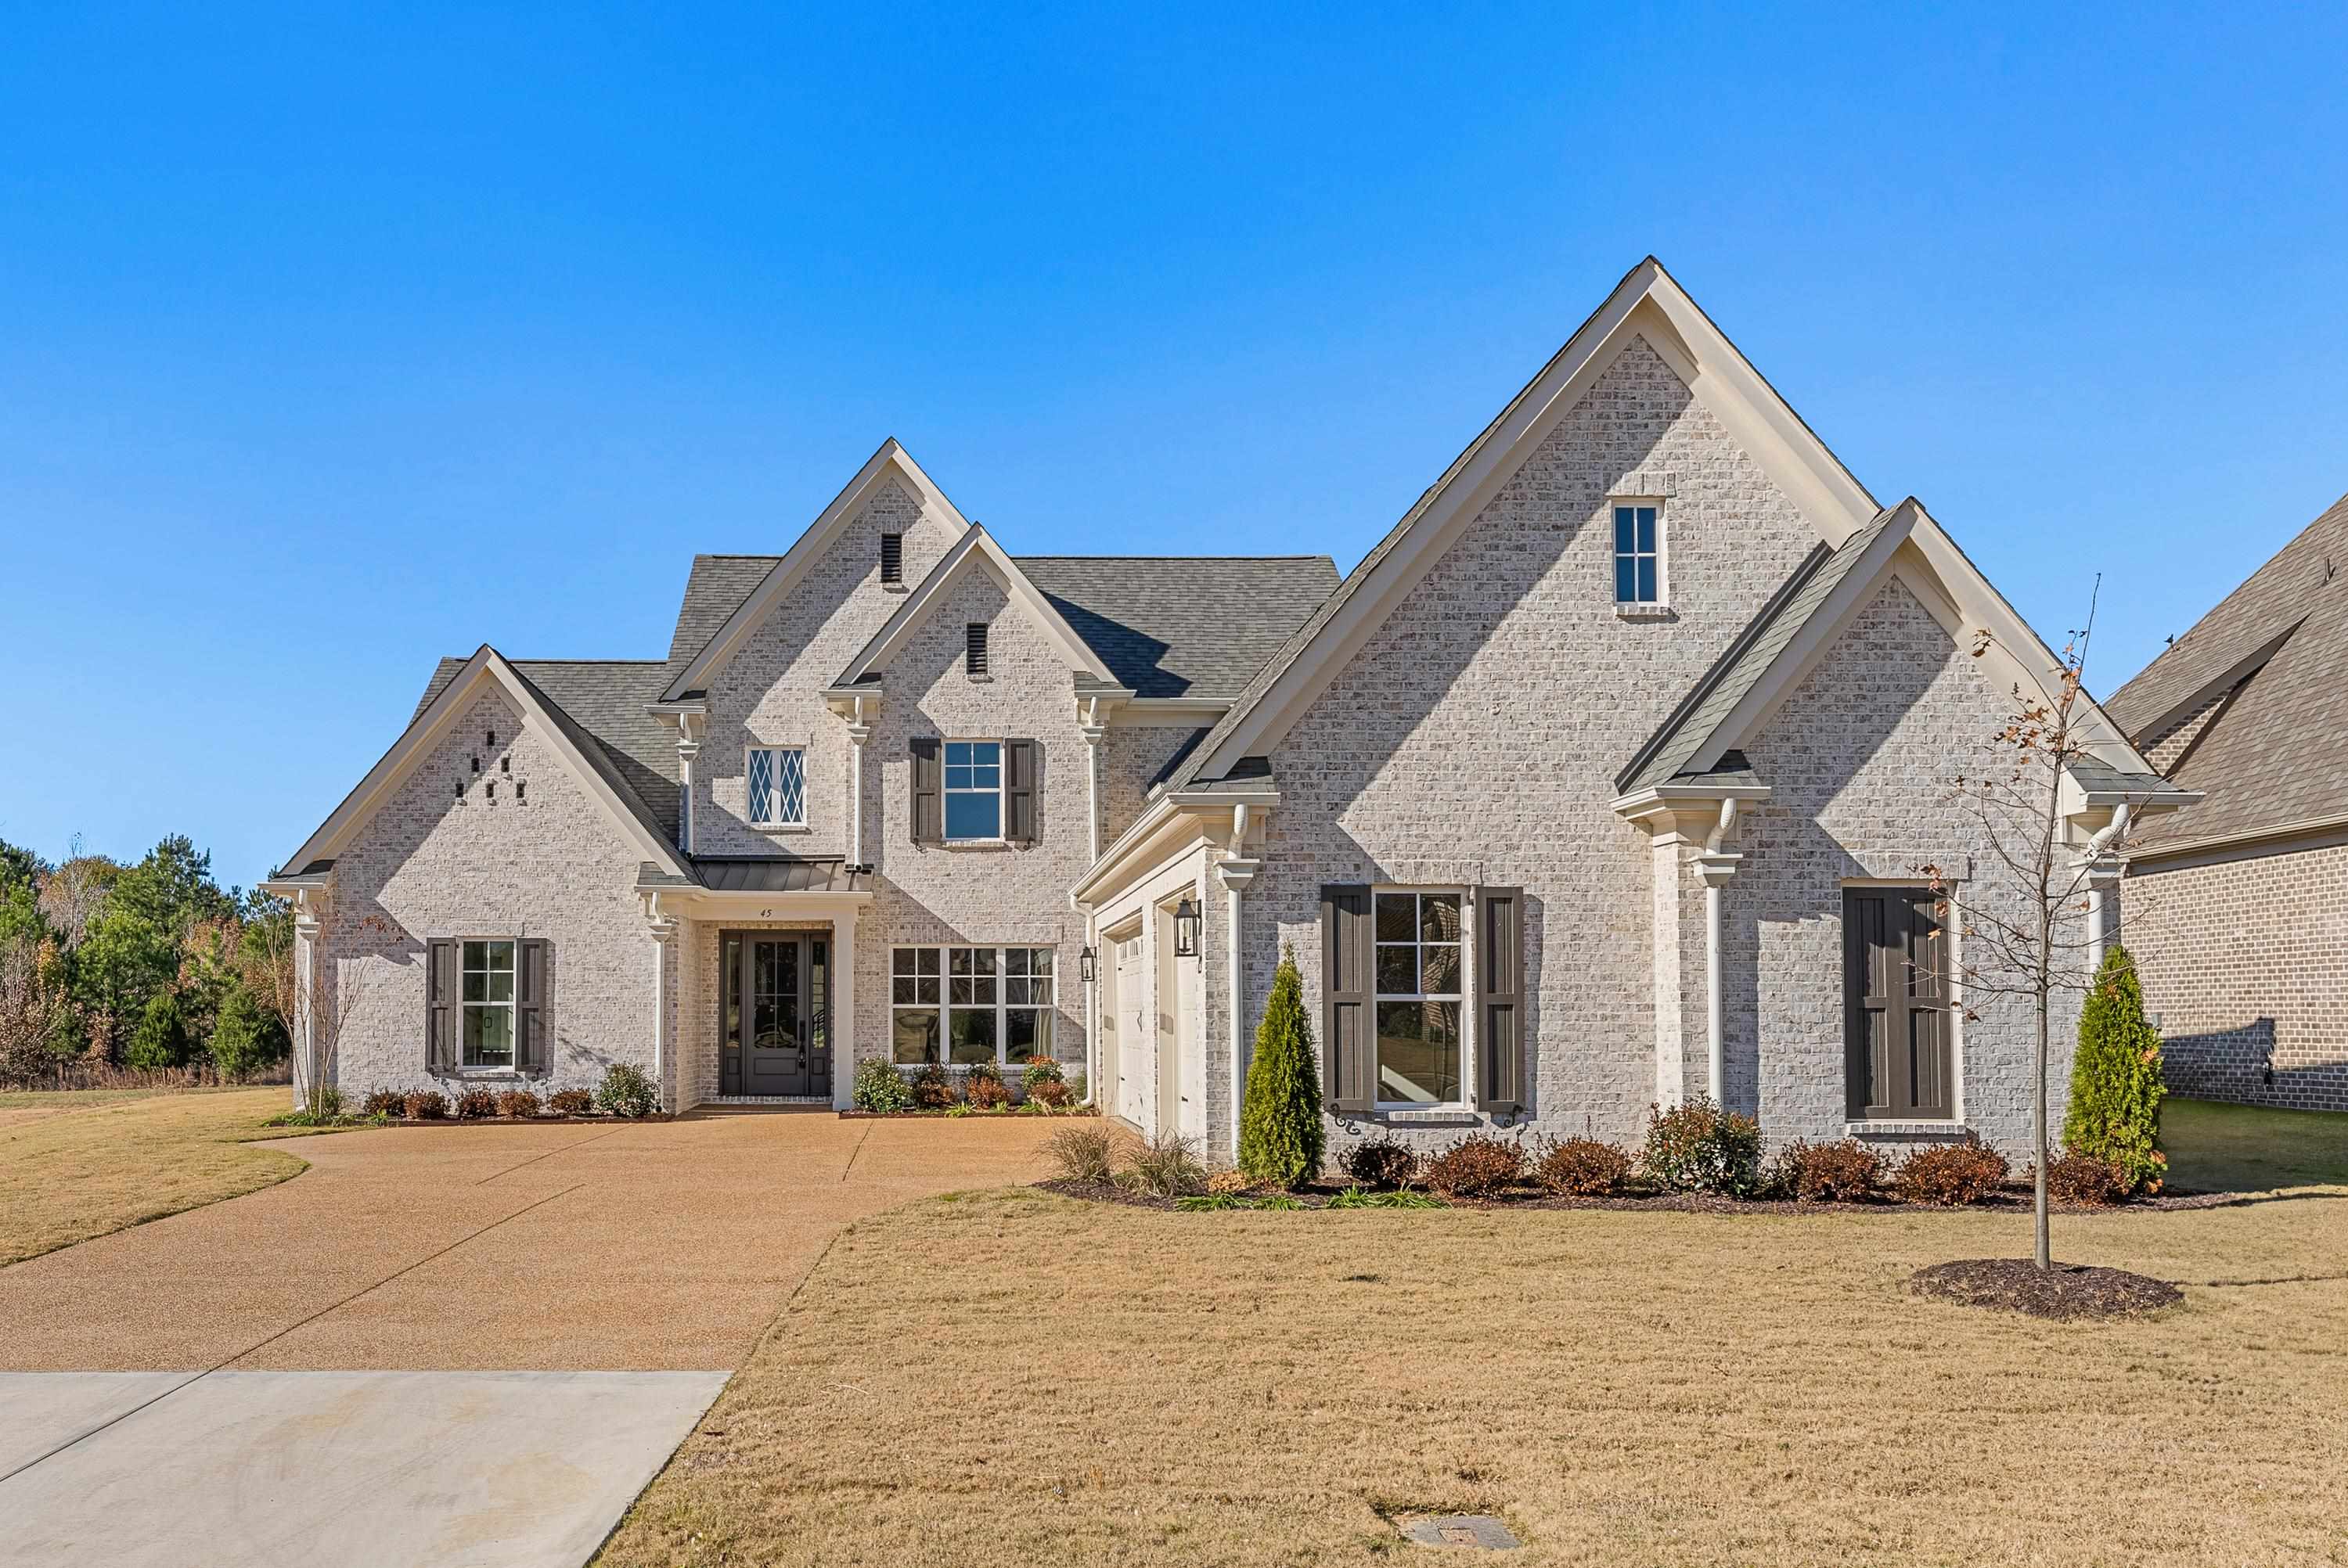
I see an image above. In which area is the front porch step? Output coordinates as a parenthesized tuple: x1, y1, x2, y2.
(692, 1095, 835, 1115)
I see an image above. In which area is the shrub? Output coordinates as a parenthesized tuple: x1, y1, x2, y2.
(852, 1056, 914, 1113)
(362, 1088, 405, 1117)
(1020, 1056, 1065, 1095)
(1893, 1139, 2009, 1206)
(452, 1087, 498, 1120)
(910, 1060, 956, 1109)
(1026, 1077, 1071, 1109)
(1339, 1135, 1419, 1190)
(2064, 946, 2169, 1196)
(549, 1088, 594, 1116)
(207, 985, 290, 1081)
(2045, 1151, 2128, 1207)
(1238, 948, 1325, 1189)
(125, 991, 193, 1070)
(595, 1063, 657, 1118)
(403, 1090, 448, 1120)
(1123, 1130, 1208, 1198)
(1206, 1167, 1254, 1196)
(1423, 1134, 1524, 1198)
(1642, 1098, 1764, 1195)
(495, 1089, 541, 1118)
(966, 1072, 1010, 1109)
(312, 1085, 346, 1117)
(1043, 1124, 1118, 1184)
(1533, 1135, 1633, 1197)
(1771, 1138, 1885, 1203)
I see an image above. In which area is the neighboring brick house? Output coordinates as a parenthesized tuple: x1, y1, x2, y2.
(2106, 491, 2348, 1113)
(268, 258, 2191, 1161)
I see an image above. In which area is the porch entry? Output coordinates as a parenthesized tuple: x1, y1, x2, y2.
(720, 931, 831, 1098)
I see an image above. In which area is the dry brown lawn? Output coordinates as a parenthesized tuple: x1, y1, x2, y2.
(601, 1136, 2348, 1566)
(0, 1085, 321, 1264)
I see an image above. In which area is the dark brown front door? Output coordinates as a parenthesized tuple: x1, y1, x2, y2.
(1844, 888, 1952, 1120)
(721, 933, 830, 1098)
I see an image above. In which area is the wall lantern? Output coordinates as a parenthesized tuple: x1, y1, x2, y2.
(1079, 945, 1097, 985)
(1172, 897, 1201, 959)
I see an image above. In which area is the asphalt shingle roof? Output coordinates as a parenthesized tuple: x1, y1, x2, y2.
(416, 659, 682, 843)
(1014, 556, 1338, 699)
(667, 555, 784, 666)
(2105, 491, 2348, 849)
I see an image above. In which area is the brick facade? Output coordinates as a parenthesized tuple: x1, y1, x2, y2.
(2125, 839, 2348, 1112)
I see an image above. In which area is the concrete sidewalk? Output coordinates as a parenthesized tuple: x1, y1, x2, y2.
(0, 1370, 726, 1568)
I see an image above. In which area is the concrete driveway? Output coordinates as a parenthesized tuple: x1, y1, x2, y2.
(0, 1111, 1059, 1566)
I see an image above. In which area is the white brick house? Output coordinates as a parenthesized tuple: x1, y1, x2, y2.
(267, 259, 2191, 1162)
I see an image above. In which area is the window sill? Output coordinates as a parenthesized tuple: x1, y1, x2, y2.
(752, 822, 812, 836)
(1375, 1106, 1480, 1125)
(939, 839, 1011, 852)
(1613, 602, 1675, 622)
(966, 673, 994, 684)
(1846, 1120, 1970, 1138)
(881, 581, 909, 594)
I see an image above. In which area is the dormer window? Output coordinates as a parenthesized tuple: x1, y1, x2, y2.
(966, 622, 989, 678)
(880, 532, 903, 586)
(1612, 502, 1664, 608)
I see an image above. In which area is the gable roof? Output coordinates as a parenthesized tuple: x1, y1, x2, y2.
(279, 648, 693, 882)
(1616, 504, 1910, 793)
(2109, 491, 2348, 850)
(416, 657, 682, 842)
(1164, 256, 1885, 792)
(1017, 555, 1338, 699)
(830, 524, 1120, 689)
(659, 439, 974, 702)
(668, 555, 785, 666)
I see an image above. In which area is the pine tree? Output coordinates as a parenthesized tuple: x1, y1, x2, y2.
(1238, 947, 1324, 1188)
(125, 990, 191, 1070)
(2063, 945, 2168, 1194)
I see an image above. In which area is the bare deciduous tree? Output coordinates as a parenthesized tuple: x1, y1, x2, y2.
(1921, 584, 2159, 1271)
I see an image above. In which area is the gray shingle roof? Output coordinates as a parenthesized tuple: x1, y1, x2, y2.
(668, 555, 786, 666)
(1613, 508, 1903, 794)
(2108, 490, 2348, 739)
(416, 658, 682, 843)
(2105, 491, 2348, 849)
(1014, 556, 1338, 699)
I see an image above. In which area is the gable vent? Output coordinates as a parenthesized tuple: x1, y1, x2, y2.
(880, 532, 903, 585)
(966, 621, 989, 678)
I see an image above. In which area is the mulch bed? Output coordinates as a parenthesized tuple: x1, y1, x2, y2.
(840, 1107, 1099, 1120)
(1908, 1257, 2185, 1320)
(1036, 1178, 2232, 1216)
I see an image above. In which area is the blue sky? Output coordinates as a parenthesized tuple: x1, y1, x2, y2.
(3, 3, 2343, 888)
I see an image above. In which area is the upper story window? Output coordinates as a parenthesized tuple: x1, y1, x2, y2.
(1374, 890, 1463, 1106)
(747, 745, 807, 828)
(1612, 502, 1663, 606)
(944, 740, 1002, 840)
(880, 532, 904, 585)
(966, 621, 989, 678)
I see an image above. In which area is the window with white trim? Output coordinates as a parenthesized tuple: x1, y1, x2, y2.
(747, 746, 806, 828)
(1612, 502, 1662, 605)
(891, 944, 1056, 1066)
(1374, 891, 1462, 1105)
(462, 939, 516, 1068)
(944, 740, 1002, 840)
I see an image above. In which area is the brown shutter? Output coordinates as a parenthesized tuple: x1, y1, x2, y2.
(1322, 885, 1373, 1112)
(426, 938, 457, 1074)
(1004, 739, 1038, 844)
(1846, 889, 1953, 1119)
(517, 939, 549, 1074)
(909, 737, 942, 844)
(1475, 886, 1524, 1112)
(1905, 893, 1953, 1119)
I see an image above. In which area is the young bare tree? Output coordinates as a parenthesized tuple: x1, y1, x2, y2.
(1921, 584, 2155, 1271)
(243, 895, 387, 1110)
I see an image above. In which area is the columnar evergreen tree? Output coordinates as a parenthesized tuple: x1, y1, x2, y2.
(1238, 947, 1324, 1188)
(125, 990, 191, 1070)
(2063, 944, 2168, 1194)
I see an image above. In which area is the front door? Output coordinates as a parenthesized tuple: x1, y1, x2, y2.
(721, 933, 830, 1098)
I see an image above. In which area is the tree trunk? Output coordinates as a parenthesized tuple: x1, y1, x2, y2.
(2034, 982, 2051, 1269)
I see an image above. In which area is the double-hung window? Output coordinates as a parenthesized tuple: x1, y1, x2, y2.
(747, 745, 806, 829)
(1612, 502, 1662, 605)
(1374, 891, 1463, 1105)
(462, 939, 516, 1068)
(944, 741, 1002, 841)
(891, 944, 1057, 1066)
